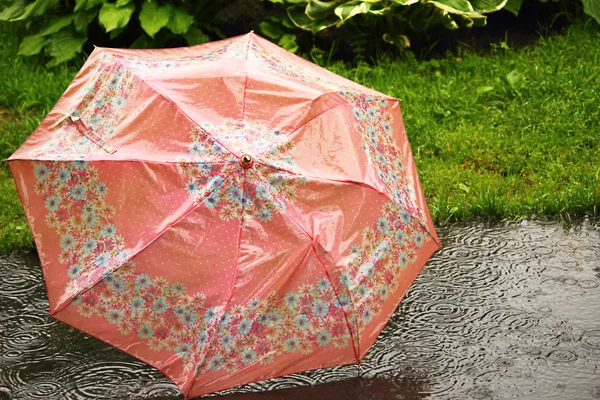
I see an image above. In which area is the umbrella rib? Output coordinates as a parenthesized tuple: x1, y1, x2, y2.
(253, 98, 387, 157)
(50, 168, 239, 315)
(253, 96, 439, 245)
(259, 163, 440, 247)
(310, 244, 361, 363)
(8, 157, 239, 165)
(184, 169, 249, 396)
(101, 50, 239, 159)
(240, 31, 253, 130)
(248, 169, 361, 363)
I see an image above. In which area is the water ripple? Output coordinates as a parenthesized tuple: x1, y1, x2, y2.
(1, 220, 599, 399)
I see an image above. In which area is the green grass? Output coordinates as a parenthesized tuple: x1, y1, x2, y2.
(1, 22, 599, 252)
(0, 24, 81, 251)
(329, 22, 600, 223)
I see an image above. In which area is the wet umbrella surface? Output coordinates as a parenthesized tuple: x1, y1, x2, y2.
(7, 32, 440, 397)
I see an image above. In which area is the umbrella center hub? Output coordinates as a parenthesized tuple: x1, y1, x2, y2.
(240, 154, 254, 169)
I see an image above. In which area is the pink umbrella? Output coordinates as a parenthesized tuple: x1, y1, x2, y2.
(9, 32, 440, 398)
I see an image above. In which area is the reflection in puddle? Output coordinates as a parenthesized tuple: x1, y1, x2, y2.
(0, 220, 598, 399)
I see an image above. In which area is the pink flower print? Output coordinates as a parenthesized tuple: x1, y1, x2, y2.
(294, 314, 309, 330)
(331, 323, 347, 337)
(241, 349, 257, 364)
(106, 309, 123, 324)
(138, 324, 154, 339)
(316, 331, 332, 346)
(83, 293, 99, 306)
(313, 299, 329, 318)
(154, 326, 169, 340)
(285, 337, 300, 352)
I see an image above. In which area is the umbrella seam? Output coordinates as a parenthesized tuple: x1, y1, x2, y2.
(253, 99, 387, 158)
(101, 49, 240, 159)
(184, 168, 248, 397)
(248, 168, 361, 363)
(251, 96, 439, 245)
(7, 158, 239, 165)
(249, 34, 393, 101)
(239, 31, 253, 130)
(310, 244, 361, 363)
(256, 163, 440, 247)
(50, 167, 239, 315)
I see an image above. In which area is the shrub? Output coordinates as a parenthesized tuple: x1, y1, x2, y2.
(263, 0, 600, 51)
(0, 0, 225, 66)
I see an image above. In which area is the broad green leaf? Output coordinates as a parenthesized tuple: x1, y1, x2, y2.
(281, 16, 296, 29)
(116, 0, 132, 6)
(139, 1, 173, 38)
(278, 34, 298, 53)
(306, 0, 337, 20)
(582, 0, 600, 24)
(469, 0, 507, 13)
(73, 9, 98, 33)
(99, 2, 135, 33)
(454, 10, 486, 26)
(38, 15, 73, 36)
(439, 11, 459, 29)
(461, 16, 473, 28)
(287, 4, 317, 30)
(0, 0, 26, 21)
(391, 0, 419, 5)
(183, 26, 209, 45)
(167, 6, 194, 35)
(335, 1, 380, 23)
(288, 4, 337, 32)
(74, 0, 103, 12)
(258, 20, 285, 39)
(109, 26, 125, 39)
(309, 14, 339, 32)
(10, 0, 59, 21)
(17, 34, 47, 56)
(469, 13, 486, 26)
(408, 3, 449, 31)
(426, 0, 475, 14)
(45, 29, 86, 67)
(503, 0, 523, 16)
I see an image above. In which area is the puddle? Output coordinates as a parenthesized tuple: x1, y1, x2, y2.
(1, 220, 599, 399)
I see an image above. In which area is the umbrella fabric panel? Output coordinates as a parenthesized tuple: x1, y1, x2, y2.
(189, 216, 358, 396)
(10, 49, 239, 165)
(54, 173, 244, 393)
(8, 159, 224, 313)
(252, 102, 387, 193)
(247, 35, 385, 99)
(255, 173, 436, 355)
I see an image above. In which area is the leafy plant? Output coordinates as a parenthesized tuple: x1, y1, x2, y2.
(0, 0, 224, 66)
(259, 14, 300, 53)
(266, 0, 600, 50)
(581, 0, 600, 23)
(504, 0, 600, 24)
(267, 0, 511, 49)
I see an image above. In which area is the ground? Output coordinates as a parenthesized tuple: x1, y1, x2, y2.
(0, 22, 599, 252)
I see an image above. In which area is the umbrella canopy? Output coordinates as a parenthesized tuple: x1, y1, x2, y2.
(8, 32, 440, 398)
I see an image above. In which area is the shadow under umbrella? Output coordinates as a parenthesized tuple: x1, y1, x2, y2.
(213, 375, 429, 400)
